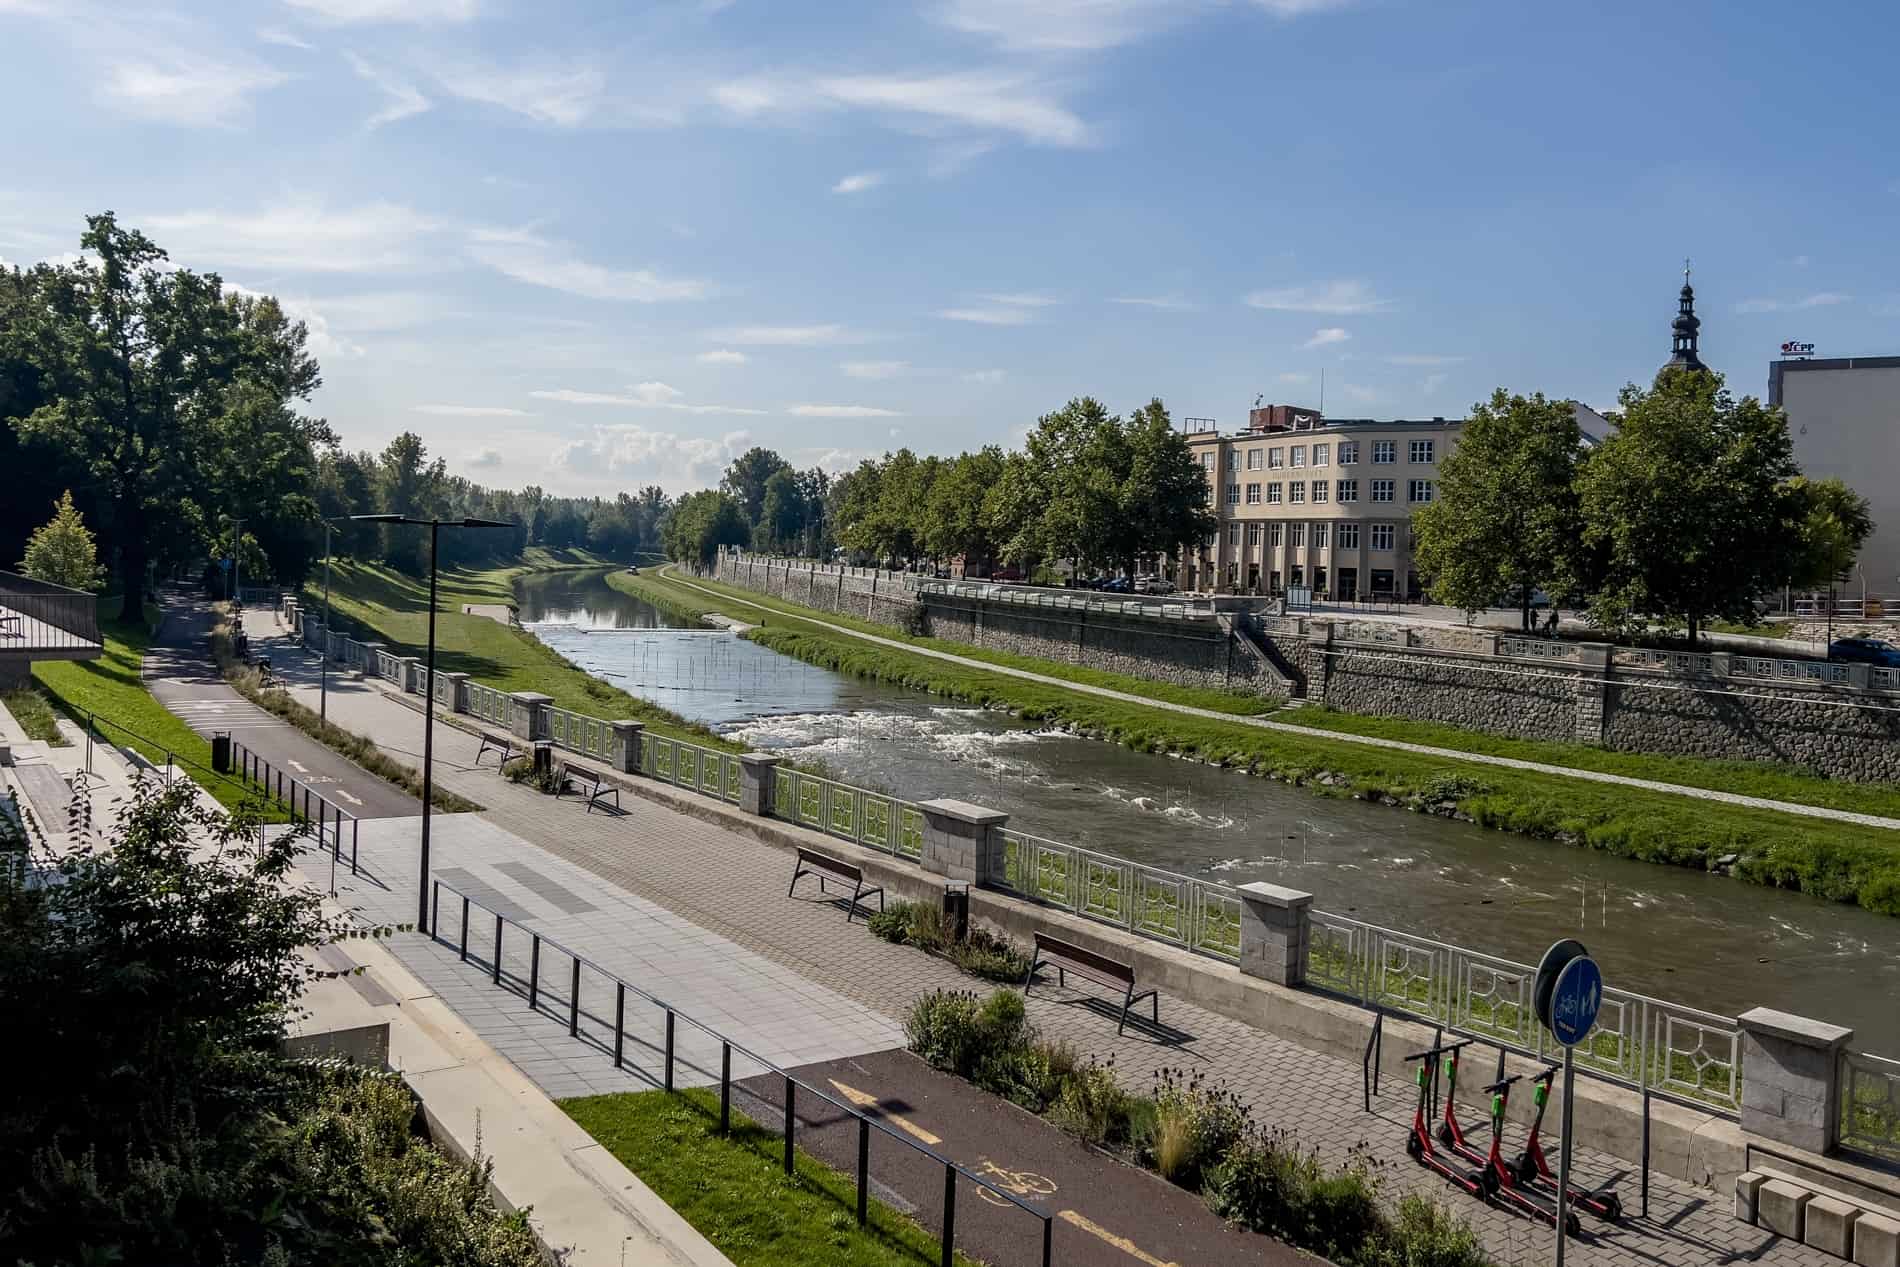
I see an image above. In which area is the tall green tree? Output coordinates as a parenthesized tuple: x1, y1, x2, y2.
(1580, 369, 1800, 642)
(1412, 390, 1585, 630)
(923, 447, 1007, 567)
(757, 467, 807, 552)
(19, 489, 106, 591)
(664, 489, 750, 566)
(1785, 476, 1875, 594)
(720, 447, 791, 527)
(1119, 399, 1216, 577)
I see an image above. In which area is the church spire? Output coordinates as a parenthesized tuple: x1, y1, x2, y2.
(1661, 259, 1707, 378)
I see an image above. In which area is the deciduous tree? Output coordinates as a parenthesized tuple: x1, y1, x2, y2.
(19, 489, 106, 591)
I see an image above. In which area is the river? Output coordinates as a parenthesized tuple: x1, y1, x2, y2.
(518, 568, 1900, 1052)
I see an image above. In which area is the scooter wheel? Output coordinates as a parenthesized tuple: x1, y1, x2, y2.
(1405, 1132, 1423, 1160)
(1475, 1167, 1499, 1198)
(1514, 1152, 1538, 1185)
(1565, 1213, 1582, 1238)
(1434, 1122, 1453, 1147)
(1600, 1194, 1622, 1222)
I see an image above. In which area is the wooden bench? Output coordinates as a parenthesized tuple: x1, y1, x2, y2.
(1024, 931, 1158, 1035)
(558, 760, 619, 813)
(474, 730, 515, 768)
(787, 848, 885, 923)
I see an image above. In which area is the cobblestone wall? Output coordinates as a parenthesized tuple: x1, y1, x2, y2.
(717, 555, 923, 632)
(1601, 679, 1900, 783)
(1320, 646, 1581, 741)
(927, 596, 1264, 693)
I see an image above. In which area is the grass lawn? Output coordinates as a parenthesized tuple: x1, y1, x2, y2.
(2, 685, 69, 746)
(301, 550, 741, 753)
(562, 1088, 979, 1267)
(621, 566, 1900, 918)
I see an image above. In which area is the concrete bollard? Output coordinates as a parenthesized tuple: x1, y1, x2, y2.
(508, 691, 552, 743)
(609, 720, 645, 774)
(1757, 1178, 1812, 1240)
(1735, 1171, 1768, 1223)
(1805, 1195, 1861, 1258)
(1854, 1210, 1900, 1267)
(737, 752, 781, 815)
(916, 799, 1009, 885)
(1738, 1007, 1854, 1155)
(1237, 882, 1313, 987)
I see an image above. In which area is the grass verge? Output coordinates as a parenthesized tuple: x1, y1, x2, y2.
(2, 685, 70, 746)
(562, 1088, 980, 1267)
(624, 566, 1900, 918)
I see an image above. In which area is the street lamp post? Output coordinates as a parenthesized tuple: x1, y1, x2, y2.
(319, 517, 340, 726)
(353, 515, 515, 933)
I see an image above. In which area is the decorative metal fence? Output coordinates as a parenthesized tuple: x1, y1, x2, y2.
(640, 734, 742, 803)
(1840, 1050, 1900, 1160)
(1731, 656, 1852, 685)
(466, 682, 509, 727)
(991, 829, 1243, 964)
(1496, 635, 1578, 661)
(1612, 647, 1716, 674)
(1875, 667, 1900, 691)
(1306, 910, 1743, 1111)
(916, 578, 1215, 622)
(769, 768, 926, 861)
(547, 707, 614, 763)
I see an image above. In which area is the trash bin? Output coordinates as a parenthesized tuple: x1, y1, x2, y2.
(942, 883, 970, 943)
(211, 732, 231, 774)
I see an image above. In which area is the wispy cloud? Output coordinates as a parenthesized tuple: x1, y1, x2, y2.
(820, 72, 1089, 146)
(258, 27, 315, 50)
(1276, 372, 1312, 385)
(283, 0, 478, 23)
(938, 0, 1350, 52)
(697, 348, 748, 365)
(531, 385, 766, 415)
(1303, 327, 1350, 349)
(344, 51, 429, 129)
(926, 138, 996, 179)
(102, 53, 288, 127)
(938, 306, 1033, 326)
(148, 200, 439, 273)
(964, 368, 1006, 383)
(416, 404, 533, 417)
(1339, 382, 1383, 405)
(831, 171, 885, 194)
(465, 446, 503, 467)
(841, 360, 908, 379)
(548, 423, 753, 490)
(978, 291, 1059, 307)
(706, 323, 867, 345)
(1386, 353, 1464, 366)
(432, 57, 607, 126)
(790, 404, 906, 418)
(1420, 372, 1449, 396)
(1733, 293, 1851, 314)
(1244, 280, 1392, 315)
(1110, 294, 1197, 311)
(469, 228, 710, 302)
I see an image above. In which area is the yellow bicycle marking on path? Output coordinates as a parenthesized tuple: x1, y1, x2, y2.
(1058, 1209, 1180, 1267)
(973, 1158, 1058, 1207)
(827, 1079, 942, 1145)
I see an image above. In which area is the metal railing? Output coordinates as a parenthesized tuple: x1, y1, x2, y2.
(1305, 910, 1743, 1113)
(1496, 635, 1578, 661)
(546, 706, 615, 764)
(0, 570, 102, 652)
(641, 734, 743, 803)
(1610, 647, 1716, 674)
(430, 880, 1057, 1267)
(916, 578, 1216, 622)
(1731, 655, 1852, 685)
(466, 682, 510, 727)
(1840, 1050, 1900, 1161)
(990, 830, 1242, 963)
(770, 768, 925, 861)
(229, 737, 359, 876)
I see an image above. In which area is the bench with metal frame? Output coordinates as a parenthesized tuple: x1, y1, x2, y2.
(558, 760, 620, 813)
(475, 730, 515, 769)
(1023, 930, 1158, 1035)
(787, 847, 885, 923)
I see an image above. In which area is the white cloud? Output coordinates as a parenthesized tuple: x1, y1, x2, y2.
(978, 291, 1059, 306)
(926, 138, 996, 179)
(790, 404, 906, 418)
(432, 58, 606, 126)
(469, 228, 710, 302)
(713, 77, 779, 116)
(345, 51, 430, 128)
(531, 387, 766, 416)
(841, 360, 908, 379)
(815, 72, 1089, 147)
(938, 306, 1033, 325)
(1420, 372, 1448, 396)
(706, 323, 866, 345)
(832, 171, 885, 195)
(1386, 353, 1464, 366)
(548, 423, 751, 490)
(697, 348, 748, 365)
(465, 446, 503, 467)
(1244, 280, 1392, 315)
(284, 0, 477, 22)
(1303, 327, 1350, 349)
(1253, 0, 1352, 13)
(416, 404, 534, 417)
(1276, 372, 1312, 385)
(148, 200, 439, 273)
(1339, 383, 1383, 405)
(1110, 294, 1197, 311)
(1733, 293, 1851, 314)
(101, 53, 288, 127)
(633, 381, 683, 402)
(964, 368, 1006, 383)
(938, 0, 1348, 51)
(257, 27, 315, 49)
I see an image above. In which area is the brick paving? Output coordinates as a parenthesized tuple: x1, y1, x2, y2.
(251, 613, 1829, 1267)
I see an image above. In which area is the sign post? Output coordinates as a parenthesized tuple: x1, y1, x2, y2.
(1535, 940, 1602, 1267)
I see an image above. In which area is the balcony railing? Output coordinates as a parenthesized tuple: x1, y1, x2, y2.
(0, 571, 102, 654)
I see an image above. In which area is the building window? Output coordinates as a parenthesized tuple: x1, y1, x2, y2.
(1227, 522, 1240, 546)
(1291, 445, 1306, 468)
(1312, 522, 1329, 548)
(1245, 482, 1262, 505)
(1226, 484, 1240, 505)
(1245, 522, 1262, 546)
(1200, 452, 1214, 470)
(1311, 479, 1329, 504)
(1336, 522, 1360, 549)
(1246, 448, 1263, 471)
(1371, 478, 1394, 503)
(1338, 441, 1359, 465)
(1290, 523, 1306, 548)
(1289, 480, 1305, 504)
(1268, 448, 1285, 469)
(1313, 443, 1329, 467)
(1410, 439, 1435, 464)
(1269, 523, 1284, 547)
(1408, 479, 1435, 504)
(1373, 440, 1396, 464)
(1267, 482, 1283, 505)
(1371, 523, 1395, 551)
(1336, 478, 1359, 503)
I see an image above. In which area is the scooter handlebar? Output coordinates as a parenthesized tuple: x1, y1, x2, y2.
(1402, 1038, 1477, 1062)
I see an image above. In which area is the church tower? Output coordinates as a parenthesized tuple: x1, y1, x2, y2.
(1659, 261, 1708, 380)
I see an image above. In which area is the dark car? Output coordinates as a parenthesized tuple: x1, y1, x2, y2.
(1829, 637, 1900, 666)
(1102, 576, 1133, 594)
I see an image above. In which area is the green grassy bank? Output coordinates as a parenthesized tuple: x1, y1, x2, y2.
(615, 566, 1900, 918)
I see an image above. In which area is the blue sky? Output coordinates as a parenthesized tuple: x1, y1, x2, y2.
(2, 0, 1894, 496)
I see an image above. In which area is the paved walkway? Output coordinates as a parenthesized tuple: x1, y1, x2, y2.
(659, 567, 1900, 832)
(247, 616, 1825, 1267)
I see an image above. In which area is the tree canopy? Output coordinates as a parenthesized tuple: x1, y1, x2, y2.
(19, 489, 106, 591)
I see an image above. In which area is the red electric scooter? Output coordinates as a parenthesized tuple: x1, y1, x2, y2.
(1434, 1047, 1580, 1236)
(1514, 1062, 1624, 1221)
(1403, 1044, 1495, 1202)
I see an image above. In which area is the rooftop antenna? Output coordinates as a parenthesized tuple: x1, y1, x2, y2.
(1254, 393, 1263, 408)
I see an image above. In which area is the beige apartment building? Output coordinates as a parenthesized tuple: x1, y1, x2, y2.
(1178, 407, 1461, 600)
(1770, 353, 1900, 600)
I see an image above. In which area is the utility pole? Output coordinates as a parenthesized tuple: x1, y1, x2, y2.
(320, 518, 336, 725)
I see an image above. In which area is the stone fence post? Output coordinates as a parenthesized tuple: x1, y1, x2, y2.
(358, 642, 386, 677)
(608, 720, 644, 774)
(737, 752, 781, 815)
(399, 656, 423, 693)
(437, 671, 469, 713)
(917, 799, 1009, 884)
(508, 691, 552, 742)
(1573, 642, 1612, 744)
(1237, 883, 1312, 987)
(1738, 1007, 1853, 1155)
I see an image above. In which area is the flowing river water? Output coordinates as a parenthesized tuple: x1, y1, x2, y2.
(518, 569, 1900, 1053)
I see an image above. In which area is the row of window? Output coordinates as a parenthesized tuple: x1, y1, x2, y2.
(1221, 521, 1398, 550)
(1207, 438, 1435, 473)
(1225, 479, 1434, 506)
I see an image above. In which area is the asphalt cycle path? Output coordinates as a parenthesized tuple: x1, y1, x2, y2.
(658, 566, 1900, 833)
(142, 593, 418, 821)
(739, 1047, 1295, 1267)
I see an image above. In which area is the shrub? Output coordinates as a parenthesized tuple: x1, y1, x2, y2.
(866, 900, 923, 944)
(502, 756, 564, 795)
(1375, 1194, 1489, 1267)
(1049, 1057, 1131, 1146)
(1203, 1128, 1316, 1236)
(949, 929, 1033, 983)
(1141, 1068, 1251, 1191)
(867, 901, 1033, 983)
(905, 987, 1033, 1086)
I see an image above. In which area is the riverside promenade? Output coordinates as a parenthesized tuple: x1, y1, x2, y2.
(248, 610, 1833, 1267)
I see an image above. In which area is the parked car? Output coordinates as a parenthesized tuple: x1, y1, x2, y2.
(1136, 575, 1176, 595)
(1101, 576, 1133, 594)
(989, 567, 1024, 582)
(624, 565, 640, 574)
(1829, 637, 1900, 666)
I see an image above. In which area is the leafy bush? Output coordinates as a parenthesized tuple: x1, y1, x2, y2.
(866, 900, 1033, 983)
(1377, 1194, 1489, 1267)
(904, 988, 1031, 1085)
(1203, 1128, 1315, 1236)
(502, 755, 565, 795)
(1141, 1067, 1251, 1190)
(1049, 1057, 1133, 1146)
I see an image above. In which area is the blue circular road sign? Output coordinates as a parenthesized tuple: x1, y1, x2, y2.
(1549, 955, 1602, 1047)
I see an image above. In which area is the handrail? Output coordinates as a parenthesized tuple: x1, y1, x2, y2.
(431, 879, 1057, 1265)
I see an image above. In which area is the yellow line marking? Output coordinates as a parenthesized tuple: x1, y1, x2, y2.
(827, 1079, 942, 1145)
(1058, 1209, 1179, 1267)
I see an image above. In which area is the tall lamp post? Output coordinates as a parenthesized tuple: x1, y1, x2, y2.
(318, 516, 345, 727)
(353, 515, 515, 932)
